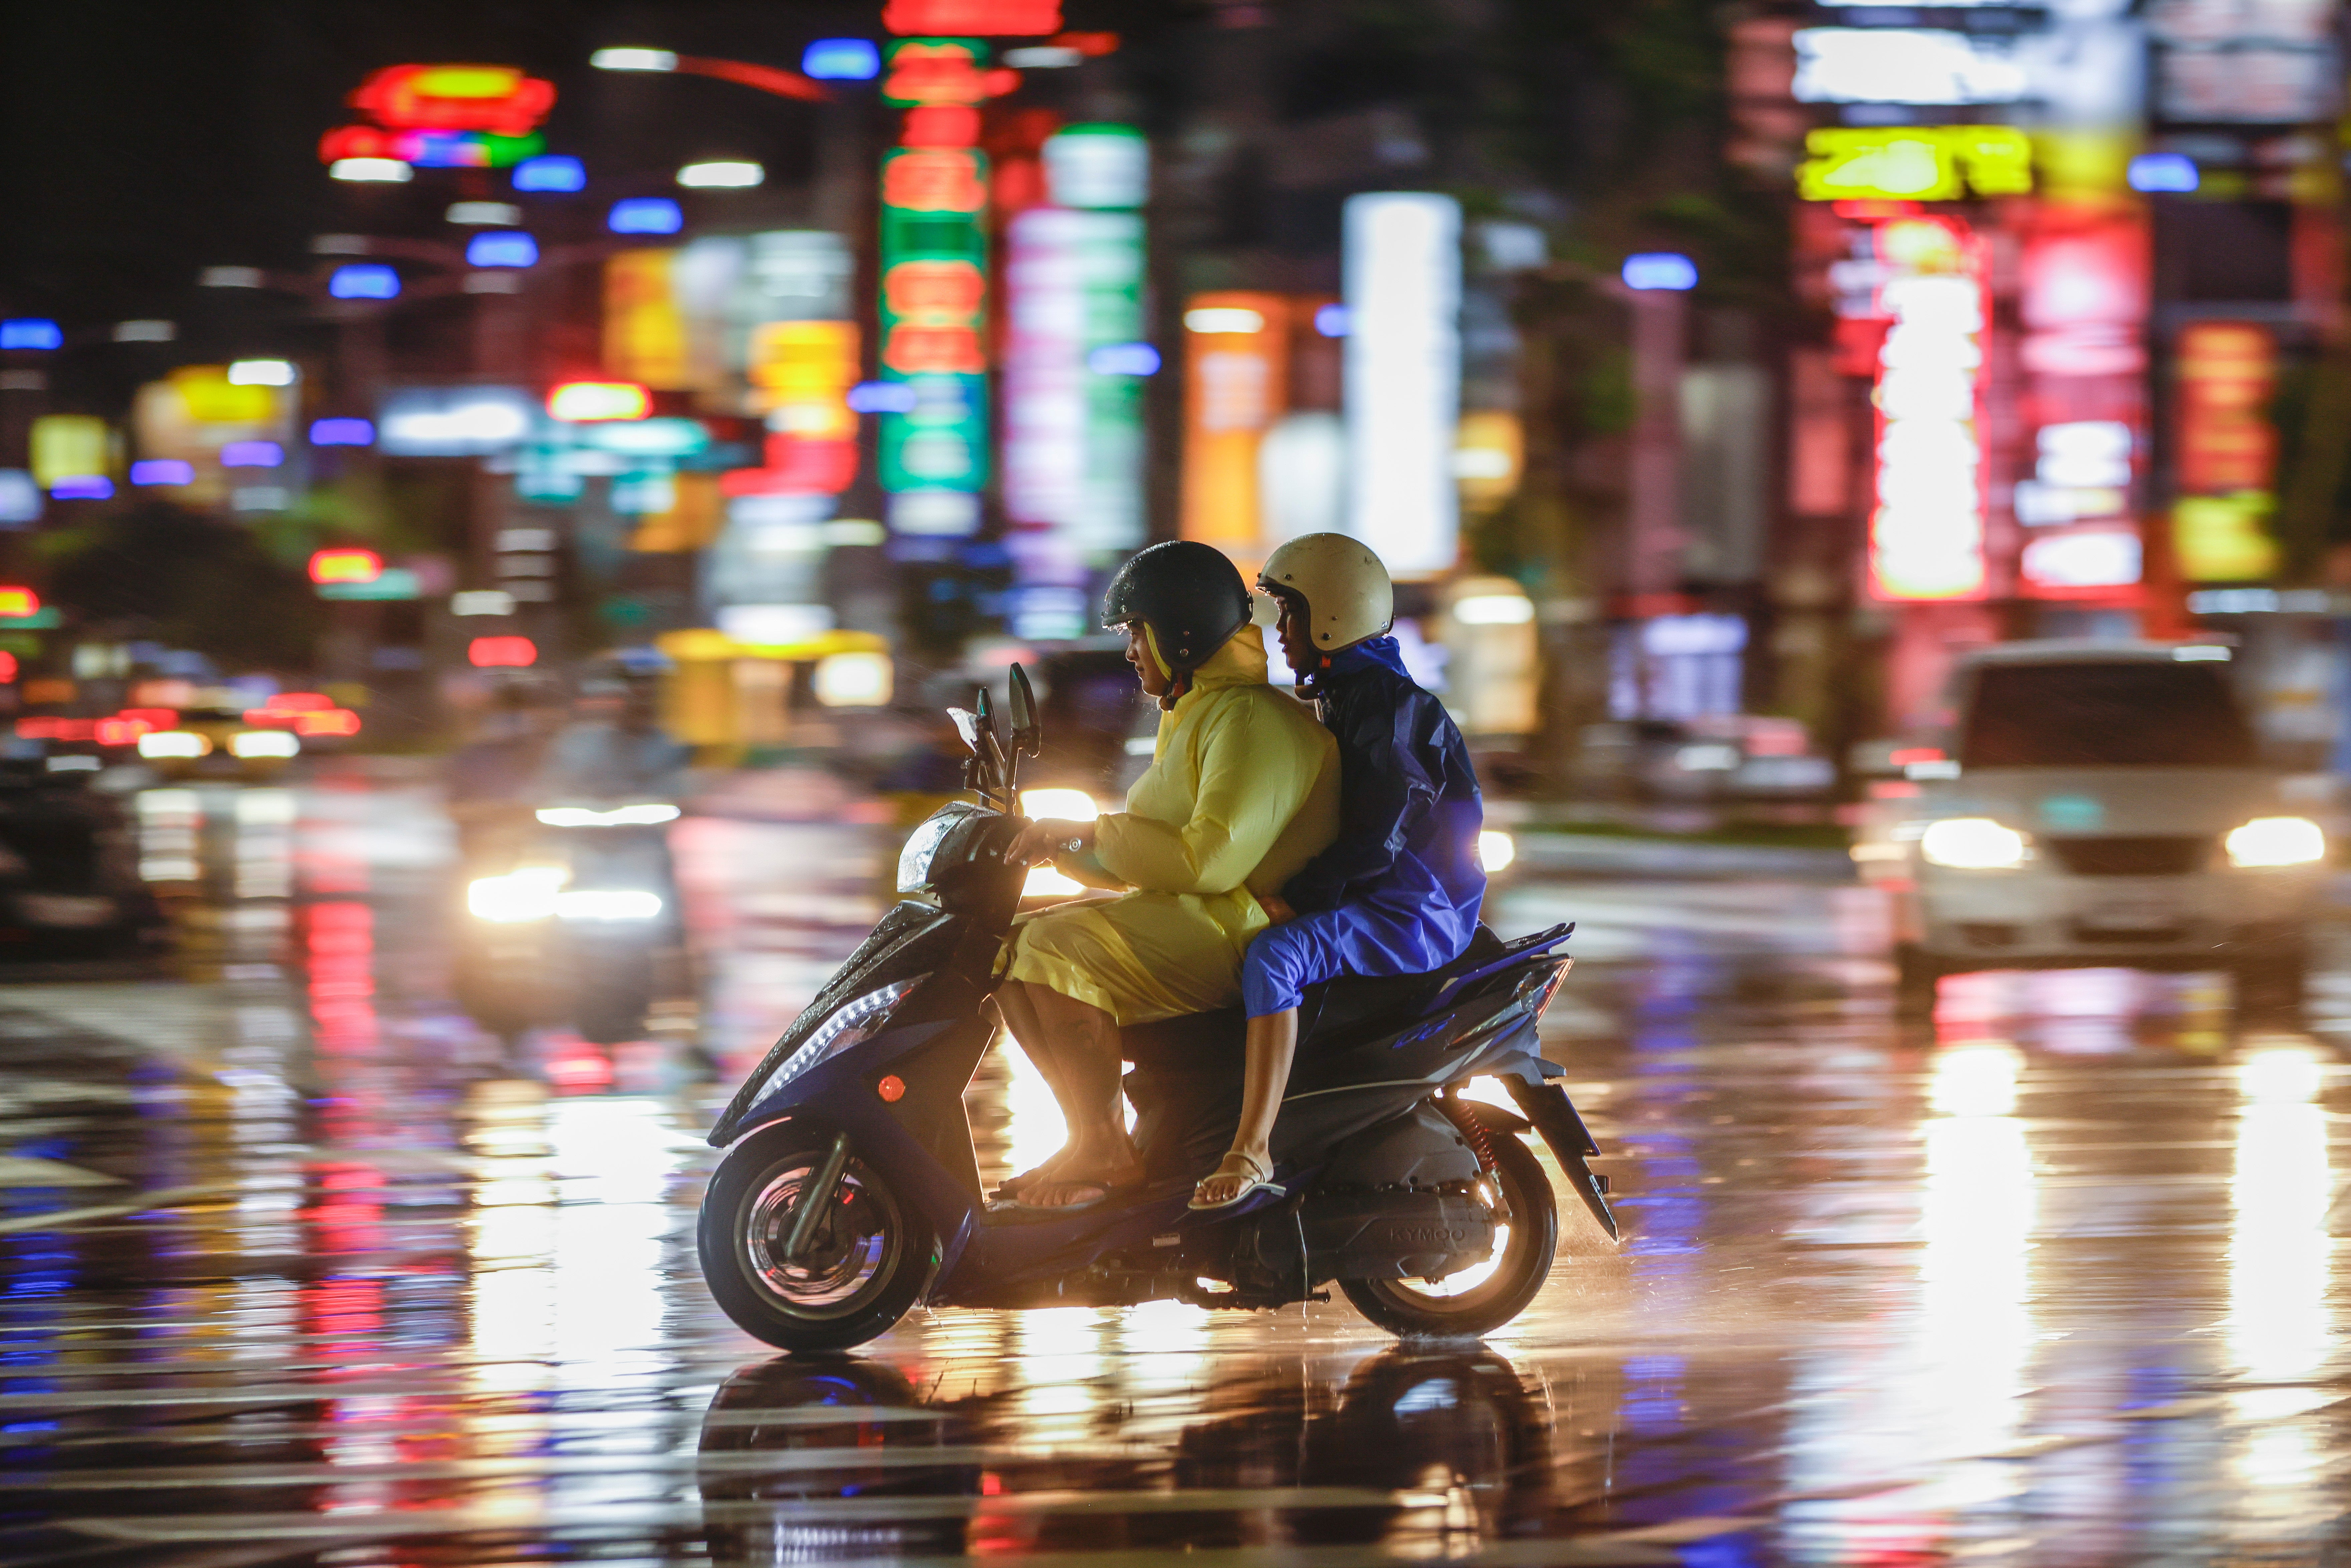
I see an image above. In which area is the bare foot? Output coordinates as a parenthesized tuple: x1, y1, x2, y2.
(996, 1146, 1074, 1200)
(1024, 1153, 1143, 1209)
(1190, 1149, 1273, 1209)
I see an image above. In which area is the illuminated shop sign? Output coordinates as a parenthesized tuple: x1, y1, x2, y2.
(2174, 322, 2281, 581)
(878, 144, 990, 535)
(376, 386, 535, 455)
(1003, 124, 1149, 569)
(1180, 291, 1288, 554)
(318, 64, 557, 177)
(883, 0, 1061, 33)
(1345, 193, 1461, 576)
(1867, 218, 1988, 601)
(2150, 0, 2337, 123)
(1798, 126, 2033, 201)
(1793, 29, 2027, 105)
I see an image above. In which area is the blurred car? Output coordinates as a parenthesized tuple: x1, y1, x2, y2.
(0, 754, 169, 957)
(1851, 641, 2327, 1006)
(1573, 715, 1837, 803)
(134, 704, 302, 780)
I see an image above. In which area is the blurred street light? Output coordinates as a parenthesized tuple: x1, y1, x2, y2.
(448, 201, 523, 225)
(608, 198, 683, 234)
(228, 359, 297, 386)
(329, 264, 401, 300)
(0, 320, 62, 351)
(590, 48, 678, 72)
(592, 47, 827, 103)
(329, 158, 413, 183)
(678, 161, 764, 188)
(112, 320, 175, 341)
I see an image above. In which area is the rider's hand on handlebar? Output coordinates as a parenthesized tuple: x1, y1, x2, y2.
(1008, 818, 1097, 867)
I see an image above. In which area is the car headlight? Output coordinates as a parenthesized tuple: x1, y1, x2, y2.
(752, 975, 928, 1107)
(468, 867, 565, 922)
(537, 804, 680, 828)
(555, 889, 664, 920)
(1920, 817, 2031, 870)
(137, 730, 210, 759)
(1476, 829, 1516, 873)
(230, 730, 300, 759)
(2227, 816, 2326, 868)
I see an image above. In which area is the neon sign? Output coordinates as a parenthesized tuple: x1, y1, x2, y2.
(1868, 218, 1988, 601)
(883, 0, 1061, 34)
(1180, 292, 1288, 555)
(319, 64, 556, 176)
(1345, 193, 1462, 576)
(2174, 323, 2280, 582)
(1003, 132, 1149, 573)
(1797, 126, 2033, 202)
(879, 145, 990, 532)
(349, 65, 554, 134)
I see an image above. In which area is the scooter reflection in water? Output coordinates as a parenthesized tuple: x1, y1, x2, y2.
(695, 1345, 1554, 1559)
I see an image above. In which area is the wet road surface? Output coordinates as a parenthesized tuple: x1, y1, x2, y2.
(4, 768, 2351, 1563)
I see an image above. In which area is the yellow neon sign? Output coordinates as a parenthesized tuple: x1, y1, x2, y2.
(1798, 126, 2032, 202)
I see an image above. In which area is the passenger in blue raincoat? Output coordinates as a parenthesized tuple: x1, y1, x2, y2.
(1191, 534, 1486, 1210)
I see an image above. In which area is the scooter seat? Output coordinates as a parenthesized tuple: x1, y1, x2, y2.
(1298, 924, 1509, 1044)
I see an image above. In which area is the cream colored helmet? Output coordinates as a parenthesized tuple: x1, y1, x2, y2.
(1257, 533, 1394, 650)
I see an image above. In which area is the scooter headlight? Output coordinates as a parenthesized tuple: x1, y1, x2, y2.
(897, 812, 961, 893)
(754, 975, 929, 1105)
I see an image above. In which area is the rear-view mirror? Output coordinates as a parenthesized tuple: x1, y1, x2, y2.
(1007, 664, 1042, 758)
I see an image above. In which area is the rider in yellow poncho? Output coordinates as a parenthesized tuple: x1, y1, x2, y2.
(999, 542, 1337, 1208)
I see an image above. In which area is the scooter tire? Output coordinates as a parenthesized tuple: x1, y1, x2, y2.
(1338, 1131, 1557, 1339)
(698, 1123, 935, 1354)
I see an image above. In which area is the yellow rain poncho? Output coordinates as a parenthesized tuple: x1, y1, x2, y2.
(1008, 623, 1338, 1025)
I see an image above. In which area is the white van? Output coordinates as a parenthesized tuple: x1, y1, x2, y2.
(1853, 641, 2329, 1006)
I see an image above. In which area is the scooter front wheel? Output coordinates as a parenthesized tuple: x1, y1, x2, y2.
(1338, 1131, 1558, 1339)
(698, 1124, 935, 1353)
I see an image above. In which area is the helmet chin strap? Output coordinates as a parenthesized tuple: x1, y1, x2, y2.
(1143, 625, 1188, 711)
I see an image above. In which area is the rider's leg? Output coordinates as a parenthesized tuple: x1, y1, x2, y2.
(1016, 980, 1141, 1206)
(994, 981, 1077, 1192)
(1195, 1007, 1297, 1205)
(1196, 919, 1324, 1204)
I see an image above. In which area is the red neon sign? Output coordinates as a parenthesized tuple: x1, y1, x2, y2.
(548, 381, 651, 422)
(309, 549, 384, 586)
(881, 149, 988, 212)
(468, 636, 538, 668)
(348, 65, 555, 135)
(884, 0, 1061, 33)
(0, 587, 40, 618)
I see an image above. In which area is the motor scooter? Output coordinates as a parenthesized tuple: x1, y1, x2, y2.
(695, 666, 1616, 1351)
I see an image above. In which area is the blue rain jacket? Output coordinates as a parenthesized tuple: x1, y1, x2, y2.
(1241, 635, 1486, 1017)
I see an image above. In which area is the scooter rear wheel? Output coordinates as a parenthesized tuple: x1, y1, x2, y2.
(699, 1124, 935, 1352)
(1339, 1131, 1557, 1339)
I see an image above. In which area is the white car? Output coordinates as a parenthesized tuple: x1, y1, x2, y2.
(1853, 640, 2329, 1006)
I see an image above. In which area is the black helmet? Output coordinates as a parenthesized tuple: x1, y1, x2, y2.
(1101, 541, 1251, 675)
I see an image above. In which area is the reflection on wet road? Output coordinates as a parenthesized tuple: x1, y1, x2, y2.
(3, 771, 2350, 1562)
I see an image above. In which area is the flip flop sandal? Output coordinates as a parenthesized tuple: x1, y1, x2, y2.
(1188, 1153, 1283, 1213)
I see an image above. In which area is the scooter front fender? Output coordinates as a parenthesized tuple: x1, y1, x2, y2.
(720, 1038, 986, 1294)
